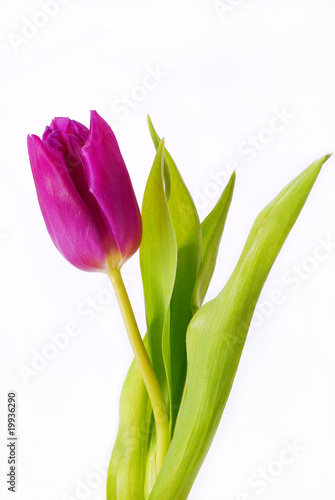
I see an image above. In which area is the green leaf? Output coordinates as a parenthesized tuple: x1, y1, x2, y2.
(106, 338, 152, 500)
(191, 171, 235, 313)
(140, 139, 178, 403)
(149, 154, 331, 500)
(147, 117, 202, 431)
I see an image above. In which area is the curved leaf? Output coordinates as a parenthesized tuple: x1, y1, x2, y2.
(140, 139, 178, 402)
(149, 154, 331, 500)
(147, 117, 201, 431)
(191, 171, 235, 313)
(106, 338, 152, 500)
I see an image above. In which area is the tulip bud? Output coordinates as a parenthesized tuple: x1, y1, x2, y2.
(28, 111, 142, 271)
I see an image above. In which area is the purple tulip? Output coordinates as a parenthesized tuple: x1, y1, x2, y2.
(28, 111, 142, 272)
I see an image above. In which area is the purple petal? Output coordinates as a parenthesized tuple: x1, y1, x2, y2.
(43, 117, 89, 146)
(43, 129, 118, 260)
(28, 134, 108, 272)
(81, 111, 142, 267)
(42, 126, 53, 142)
(49, 117, 71, 134)
(68, 119, 90, 145)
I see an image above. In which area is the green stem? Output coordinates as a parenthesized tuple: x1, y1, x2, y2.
(108, 268, 170, 473)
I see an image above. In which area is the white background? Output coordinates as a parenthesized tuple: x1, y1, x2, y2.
(1, 1, 335, 499)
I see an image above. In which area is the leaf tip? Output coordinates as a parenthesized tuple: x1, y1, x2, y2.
(230, 170, 236, 185)
(322, 153, 332, 162)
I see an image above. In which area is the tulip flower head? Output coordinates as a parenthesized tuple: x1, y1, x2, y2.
(28, 111, 142, 272)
